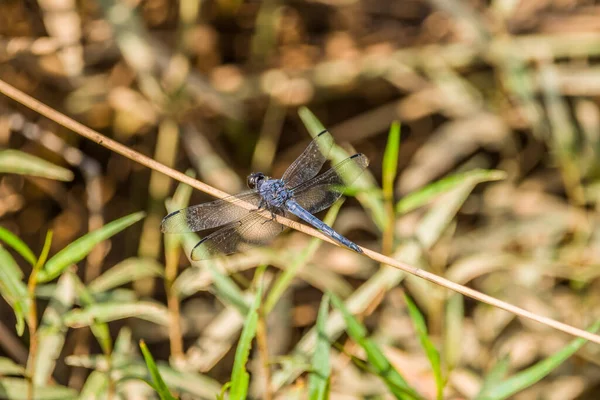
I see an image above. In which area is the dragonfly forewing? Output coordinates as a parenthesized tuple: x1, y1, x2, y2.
(291, 153, 369, 214)
(281, 130, 334, 189)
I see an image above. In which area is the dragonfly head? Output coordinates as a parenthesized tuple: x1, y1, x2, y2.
(247, 172, 266, 189)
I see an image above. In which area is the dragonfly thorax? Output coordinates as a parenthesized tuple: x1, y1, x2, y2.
(258, 179, 292, 208)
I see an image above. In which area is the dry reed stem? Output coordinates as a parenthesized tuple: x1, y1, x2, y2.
(1, 78, 599, 345)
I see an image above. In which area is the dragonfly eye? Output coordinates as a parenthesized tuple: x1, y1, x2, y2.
(247, 173, 265, 189)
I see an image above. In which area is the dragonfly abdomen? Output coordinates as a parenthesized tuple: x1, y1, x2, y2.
(285, 200, 362, 253)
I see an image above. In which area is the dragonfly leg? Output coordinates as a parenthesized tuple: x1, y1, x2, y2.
(260, 206, 279, 225)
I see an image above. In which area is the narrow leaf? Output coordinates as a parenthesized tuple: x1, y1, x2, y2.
(0, 150, 74, 181)
(308, 295, 331, 400)
(79, 371, 109, 399)
(140, 340, 177, 400)
(0, 246, 28, 335)
(396, 169, 506, 215)
(383, 121, 401, 199)
(0, 227, 36, 266)
(38, 211, 146, 282)
(0, 357, 25, 376)
(404, 295, 444, 400)
(229, 283, 263, 400)
(475, 355, 510, 400)
(477, 320, 600, 400)
(88, 257, 164, 293)
(63, 301, 170, 327)
(70, 272, 113, 354)
(34, 230, 53, 271)
(330, 293, 422, 400)
(298, 107, 326, 136)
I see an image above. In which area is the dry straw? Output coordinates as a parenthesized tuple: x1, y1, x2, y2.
(1, 78, 599, 345)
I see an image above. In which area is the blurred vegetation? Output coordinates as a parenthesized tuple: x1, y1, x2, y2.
(2, 0, 600, 399)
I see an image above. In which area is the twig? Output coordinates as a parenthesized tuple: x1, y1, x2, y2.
(1, 78, 600, 345)
(164, 235, 184, 360)
(255, 309, 272, 400)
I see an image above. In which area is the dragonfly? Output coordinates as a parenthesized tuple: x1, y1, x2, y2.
(161, 130, 369, 260)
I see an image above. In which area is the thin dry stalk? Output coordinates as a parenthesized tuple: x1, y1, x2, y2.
(256, 310, 272, 400)
(1, 78, 600, 345)
(164, 236, 184, 360)
(26, 284, 38, 400)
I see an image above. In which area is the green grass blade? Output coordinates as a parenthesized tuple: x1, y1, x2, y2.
(88, 257, 164, 293)
(140, 340, 177, 400)
(217, 383, 231, 400)
(0, 149, 74, 181)
(38, 211, 146, 282)
(396, 169, 506, 215)
(308, 295, 331, 400)
(330, 293, 422, 400)
(474, 355, 510, 400)
(229, 282, 263, 400)
(383, 121, 401, 200)
(298, 107, 326, 135)
(404, 295, 444, 400)
(0, 227, 36, 266)
(477, 320, 600, 400)
(0, 246, 28, 335)
(35, 230, 53, 270)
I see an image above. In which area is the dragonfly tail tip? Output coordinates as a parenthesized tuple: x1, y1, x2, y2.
(349, 243, 362, 253)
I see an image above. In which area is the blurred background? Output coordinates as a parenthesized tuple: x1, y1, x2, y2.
(2, 0, 600, 398)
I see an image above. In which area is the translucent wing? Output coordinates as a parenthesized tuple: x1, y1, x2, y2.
(291, 153, 369, 214)
(190, 210, 286, 260)
(282, 130, 334, 189)
(161, 191, 261, 233)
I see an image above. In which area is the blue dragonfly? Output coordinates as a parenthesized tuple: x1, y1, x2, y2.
(161, 130, 369, 260)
